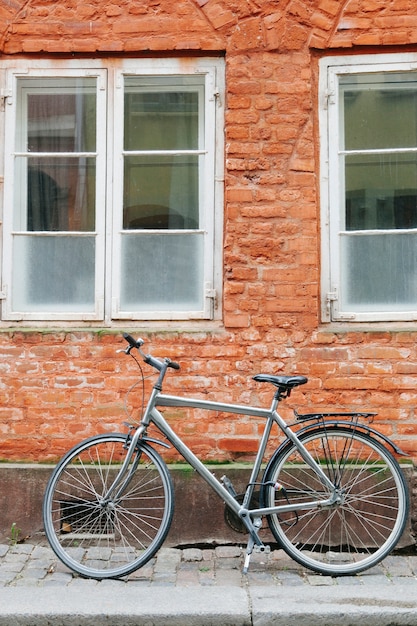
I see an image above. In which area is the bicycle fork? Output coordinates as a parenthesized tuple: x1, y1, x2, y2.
(100, 425, 146, 504)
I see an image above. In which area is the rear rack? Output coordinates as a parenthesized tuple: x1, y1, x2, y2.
(291, 410, 407, 457)
(294, 410, 376, 424)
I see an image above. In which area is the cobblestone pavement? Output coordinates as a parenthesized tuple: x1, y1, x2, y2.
(3, 542, 417, 625)
(1, 540, 417, 589)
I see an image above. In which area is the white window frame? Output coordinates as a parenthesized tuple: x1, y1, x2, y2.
(0, 58, 224, 323)
(320, 53, 417, 323)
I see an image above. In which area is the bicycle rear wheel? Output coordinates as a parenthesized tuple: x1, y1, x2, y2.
(43, 433, 174, 579)
(262, 426, 409, 576)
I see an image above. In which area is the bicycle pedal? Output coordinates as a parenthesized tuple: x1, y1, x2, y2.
(254, 545, 270, 554)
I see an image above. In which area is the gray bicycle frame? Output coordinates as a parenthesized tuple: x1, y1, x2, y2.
(106, 384, 339, 536)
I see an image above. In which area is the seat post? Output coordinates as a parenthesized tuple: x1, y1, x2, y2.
(270, 392, 281, 412)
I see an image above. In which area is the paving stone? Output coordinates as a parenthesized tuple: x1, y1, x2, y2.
(201, 549, 215, 561)
(1, 560, 26, 573)
(0, 569, 18, 584)
(151, 572, 176, 585)
(360, 574, 392, 586)
(154, 548, 181, 573)
(175, 569, 200, 586)
(21, 567, 48, 580)
(198, 565, 215, 586)
(0, 545, 9, 558)
(128, 562, 154, 580)
(246, 570, 277, 586)
(182, 547, 203, 562)
(406, 555, 417, 575)
(215, 545, 242, 559)
(276, 571, 306, 586)
(41, 572, 73, 585)
(215, 568, 243, 586)
(216, 556, 242, 570)
(8, 543, 34, 555)
(11, 577, 40, 586)
(3, 552, 29, 564)
(334, 575, 363, 585)
(306, 574, 335, 586)
(383, 555, 414, 577)
(31, 546, 54, 559)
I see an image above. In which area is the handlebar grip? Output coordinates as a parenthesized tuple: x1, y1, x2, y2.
(123, 333, 144, 349)
(168, 360, 180, 370)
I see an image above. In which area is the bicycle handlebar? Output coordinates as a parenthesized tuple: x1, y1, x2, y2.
(122, 333, 180, 371)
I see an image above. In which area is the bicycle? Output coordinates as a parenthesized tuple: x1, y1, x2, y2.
(43, 333, 410, 580)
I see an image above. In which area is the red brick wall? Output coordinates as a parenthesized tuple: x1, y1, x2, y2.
(1, 329, 417, 462)
(1, 0, 417, 464)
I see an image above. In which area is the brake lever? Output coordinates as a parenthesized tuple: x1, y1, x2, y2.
(116, 347, 131, 354)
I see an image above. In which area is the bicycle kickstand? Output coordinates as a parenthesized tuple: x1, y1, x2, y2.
(243, 535, 255, 574)
(243, 517, 267, 574)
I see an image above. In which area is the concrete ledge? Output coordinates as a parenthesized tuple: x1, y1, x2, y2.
(0, 462, 415, 547)
(0, 463, 255, 545)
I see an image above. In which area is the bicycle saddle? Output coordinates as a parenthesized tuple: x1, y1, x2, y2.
(253, 374, 308, 389)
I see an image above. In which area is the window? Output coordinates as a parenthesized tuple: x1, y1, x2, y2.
(320, 55, 417, 322)
(1, 59, 224, 322)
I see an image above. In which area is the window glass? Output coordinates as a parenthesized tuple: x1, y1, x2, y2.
(341, 232, 417, 311)
(322, 62, 417, 321)
(342, 73, 417, 232)
(122, 77, 202, 232)
(345, 153, 417, 230)
(120, 232, 204, 311)
(124, 85, 199, 151)
(12, 235, 96, 312)
(14, 78, 97, 233)
(123, 155, 199, 229)
(23, 84, 96, 153)
(13, 156, 96, 231)
(343, 73, 417, 151)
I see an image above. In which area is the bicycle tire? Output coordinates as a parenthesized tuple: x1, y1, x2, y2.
(43, 433, 174, 579)
(261, 426, 409, 576)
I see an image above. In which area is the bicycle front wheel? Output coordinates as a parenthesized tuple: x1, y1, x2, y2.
(43, 433, 174, 579)
(262, 426, 409, 576)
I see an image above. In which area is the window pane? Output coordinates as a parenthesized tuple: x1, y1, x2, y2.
(341, 232, 417, 311)
(124, 83, 199, 151)
(14, 156, 96, 231)
(12, 235, 95, 312)
(123, 155, 199, 229)
(345, 153, 417, 230)
(17, 78, 96, 153)
(342, 73, 417, 150)
(14, 77, 97, 234)
(120, 233, 203, 311)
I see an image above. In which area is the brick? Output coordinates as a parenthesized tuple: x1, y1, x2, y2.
(224, 314, 250, 328)
(1, 1, 417, 468)
(317, 0, 341, 16)
(218, 438, 259, 453)
(227, 187, 253, 202)
(353, 33, 382, 45)
(203, 5, 236, 30)
(357, 347, 411, 360)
